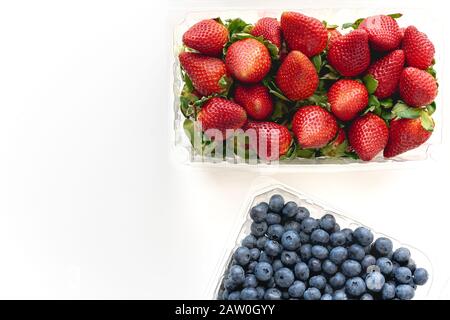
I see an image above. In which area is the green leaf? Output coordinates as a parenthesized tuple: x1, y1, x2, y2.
(380, 98, 394, 108)
(296, 147, 316, 159)
(183, 119, 196, 146)
(426, 66, 437, 79)
(311, 54, 322, 73)
(420, 111, 435, 132)
(182, 71, 194, 93)
(218, 75, 233, 95)
(213, 17, 224, 25)
(342, 22, 354, 29)
(387, 13, 403, 19)
(392, 102, 422, 119)
(363, 74, 379, 94)
(426, 101, 436, 115)
(321, 139, 348, 158)
(270, 99, 290, 122)
(225, 18, 252, 37)
(263, 79, 291, 102)
(368, 95, 380, 108)
(342, 18, 364, 29)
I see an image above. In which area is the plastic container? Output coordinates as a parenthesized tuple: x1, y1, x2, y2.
(209, 181, 434, 300)
(170, 5, 445, 170)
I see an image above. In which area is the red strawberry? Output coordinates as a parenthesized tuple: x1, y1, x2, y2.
(234, 84, 273, 120)
(366, 49, 405, 99)
(275, 51, 318, 101)
(328, 79, 369, 121)
(225, 38, 272, 83)
(179, 52, 228, 96)
(402, 26, 435, 70)
(280, 11, 328, 57)
(328, 29, 371, 77)
(198, 97, 247, 141)
(358, 15, 402, 52)
(399, 67, 438, 107)
(384, 118, 433, 158)
(292, 106, 338, 149)
(327, 28, 342, 48)
(244, 121, 292, 160)
(251, 17, 282, 49)
(348, 113, 389, 161)
(182, 19, 229, 56)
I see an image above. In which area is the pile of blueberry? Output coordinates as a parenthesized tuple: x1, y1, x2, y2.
(219, 194, 429, 300)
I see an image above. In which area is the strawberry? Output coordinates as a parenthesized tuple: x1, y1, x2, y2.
(384, 118, 433, 158)
(328, 79, 369, 121)
(328, 29, 371, 77)
(280, 11, 328, 57)
(399, 67, 438, 107)
(348, 113, 389, 161)
(182, 19, 229, 56)
(402, 26, 435, 70)
(275, 51, 319, 101)
(358, 15, 402, 52)
(320, 128, 348, 157)
(179, 52, 228, 96)
(244, 121, 292, 160)
(225, 38, 271, 83)
(292, 106, 338, 149)
(198, 97, 247, 141)
(251, 17, 282, 49)
(327, 28, 342, 48)
(234, 84, 273, 120)
(366, 49, 405, 99)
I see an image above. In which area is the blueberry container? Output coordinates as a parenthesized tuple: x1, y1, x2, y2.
(210, 182, 433, 299)
(170, 4, 445, 170)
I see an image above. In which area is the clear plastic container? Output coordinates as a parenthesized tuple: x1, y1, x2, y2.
(209, 180, 434, 300)
(170, 5, 444, 170)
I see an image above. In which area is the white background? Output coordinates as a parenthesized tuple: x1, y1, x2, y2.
(0, 0, 449, 299)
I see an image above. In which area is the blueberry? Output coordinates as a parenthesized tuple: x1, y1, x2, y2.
(393, 247, 411, 265)
(267, 224, 285, 241)
(234, 247, 251, 266)
(312, 245, 329, 260)
(269, 194, 284, 213)
(406, 259, 416, 273)
(395, 284, 415, 300)
(329, 272, 346, 289)
(329, 246, 348, 265)
(249, 248, 260, 261)
(381, 282, 396, 300)
(266, 213, 282, 225)
(321, 293, 333, 300)
(224, 277, 239, 291)
(294, 262, 310, 281)
(264, 240, 282, 257)
(353, 227, 374, 246)
(288, 281, 306, 298)
(274, 267, 295, 288)
(301, 217, 319, 234)
(324, 284, 333, 295)
(229, 265, 245, 284)
(414, 268, 429, 286)
(281, 251, 298, 266)
(360, 293, 374, 300)
(243, 274, 258, 288)
(341, 228, 353, 244)
(298, 231, 310, 244)
(283, 221, 302, 233)
(256, 286, 265, 299)
(228, 291, 241, 300)
(240, 287, 258, 300)
(221, 290, 229, 300)
(295, 206, 310, 222)
(247, 261, 257, 273)
(256, 236, 269, 249)
(303, 287, 322, 300)
(333, 289, 348, 300)
(348, 244, 365, 261)
(330, 231, 347, 247)
(365, 271, 385, 292)
(361, 255, 377, 271)
(311, 229, 330, 245)
(250, 203, 269, 222)
(394, 267, 412, 284)
(299, 244, 312, 261)
(281, 230, 301, 250)
(373, 237, 393, 257)
(345, 277, 366, 297)
(282, 201, 298, 218)
(319, 214, 336, 232)
(322, 259, 338, 276)
(242, 235, 257, 249)
(333, 223, 341, 233)
(376, 257, 394, 276)
(341, 260, 362, 277)
(266, 277, 276, 288)
(254, 262, 273, 282)
(259, 252, 273, 264)
(264, 288, 282, 300)
(272, 259, 283, 272)
(309, 275, 327, 290)
(251, 221, 268, 237)
(308, 258, 322, 274)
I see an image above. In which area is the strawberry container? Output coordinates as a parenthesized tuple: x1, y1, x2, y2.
(170, 5, 445, 170)
(208, 180, 434, 300)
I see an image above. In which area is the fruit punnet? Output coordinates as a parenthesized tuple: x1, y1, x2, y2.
(179, 12, 438, 161)
(219, 194, 430, 300)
